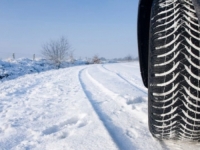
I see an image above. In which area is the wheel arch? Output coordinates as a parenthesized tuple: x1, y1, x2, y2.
(137, 0, 153, 88)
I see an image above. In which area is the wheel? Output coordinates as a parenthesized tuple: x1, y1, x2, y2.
(149, 0, 200, 140)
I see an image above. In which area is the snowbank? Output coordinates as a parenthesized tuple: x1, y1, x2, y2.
(0, 58, 88, 82)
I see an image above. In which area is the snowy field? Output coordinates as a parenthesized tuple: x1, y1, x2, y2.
(1, 62, 200, 150)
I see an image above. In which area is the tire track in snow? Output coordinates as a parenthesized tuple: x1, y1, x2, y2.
(101, 64, 147, 95)
(78, 68, 138, 150)
(79, 67, 164, 150)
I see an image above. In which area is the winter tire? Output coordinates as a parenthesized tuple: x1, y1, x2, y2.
(149, 0, 200, 140)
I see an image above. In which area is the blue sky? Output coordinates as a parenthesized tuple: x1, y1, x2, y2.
(0, 0, 139, 59)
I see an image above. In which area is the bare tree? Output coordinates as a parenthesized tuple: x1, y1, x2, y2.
(124, 54, 133, 62)
(92, 55, 101, 64)
(42, 36, 70, 68)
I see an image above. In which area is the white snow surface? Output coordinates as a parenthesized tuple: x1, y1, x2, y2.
(1, 61, 200, 150)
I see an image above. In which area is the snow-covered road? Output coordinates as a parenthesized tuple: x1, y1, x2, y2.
(0, 62, 200, 150)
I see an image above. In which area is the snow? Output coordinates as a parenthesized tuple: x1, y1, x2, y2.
(0, 60, 200, 149)
(0, 58, 89, 82)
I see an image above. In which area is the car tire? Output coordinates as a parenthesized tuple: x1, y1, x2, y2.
(149, 0, 200, 140)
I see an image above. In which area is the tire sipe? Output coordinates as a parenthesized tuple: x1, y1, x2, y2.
(149, 0, 200, 140)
